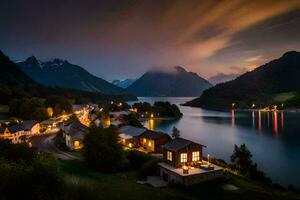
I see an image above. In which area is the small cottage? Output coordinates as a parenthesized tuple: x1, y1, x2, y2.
(119, 125, 147, 148)
(1, 124, 25, 144)
(138, 130, 171, 153)
(63, 120, 89, 150)
(22, 120, 40, 135)
(159, 138, 223, 186)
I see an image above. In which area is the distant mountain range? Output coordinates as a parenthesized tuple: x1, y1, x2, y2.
(18, 56, 135, 99)
(0, 50, 136, 104)
(185, 51, 300, 110)
(112, 79, 136, 89)
(208, 73, 239, 85)
(127, 66, 212, 97)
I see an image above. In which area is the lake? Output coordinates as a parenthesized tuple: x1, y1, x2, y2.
(129, 97, 300, 188)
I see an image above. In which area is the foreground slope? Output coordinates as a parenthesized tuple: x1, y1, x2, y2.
(185, 51, 300, 110)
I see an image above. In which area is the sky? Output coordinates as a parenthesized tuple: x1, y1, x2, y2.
(1, 0, 300, 82)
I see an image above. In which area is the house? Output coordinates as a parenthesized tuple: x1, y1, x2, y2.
(1, 124, 25, 144)
(63, 120, 89, 150)
(22, 120, 40, 135)
(119, 125, 147, 148)
(40, 119, 56, 129)
(158, 138, 223, 186)
(162, 138, 205, 167)
(138, 130, 171, 153)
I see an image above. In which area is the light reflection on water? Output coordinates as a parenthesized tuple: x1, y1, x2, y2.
(130, 97, 300, 188)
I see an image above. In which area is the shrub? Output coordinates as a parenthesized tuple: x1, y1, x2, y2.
(83, 125, 128, 172)
(0, 139, 37, 163)
(126, 150, 152, 169)
(138, 158, 161, 178)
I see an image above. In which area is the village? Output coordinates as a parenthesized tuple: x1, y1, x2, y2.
(0, 100, 224, 187)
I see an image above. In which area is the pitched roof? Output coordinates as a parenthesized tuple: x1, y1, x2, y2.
(119, 125, 146, 139)
(7, 124, 24, 133)
(64, 120, 89, 140)
(139, 130, 170, 140)
(162, 137, 205, 151)
(21, 120, 38, 131)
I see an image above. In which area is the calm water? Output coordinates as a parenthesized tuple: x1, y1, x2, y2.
(129, 97, 300, 188)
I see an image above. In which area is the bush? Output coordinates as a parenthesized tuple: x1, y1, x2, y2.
(0, 154, 63, 200)
(0, 139, 37, 163)
(83, 125, 128, 172)
(123, 113, 143, 127)
(138, 158, 161, 178)
(126, 150, 152, 169)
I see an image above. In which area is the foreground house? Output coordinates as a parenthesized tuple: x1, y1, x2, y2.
(138, 130, 171, 153)
(159, 138, 223, 186)
(62, 120, 89, 150)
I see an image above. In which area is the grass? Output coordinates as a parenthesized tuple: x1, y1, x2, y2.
(273, 92, 296, 102)
(0, 105, 9, 114)
(58, 159, 300, 200)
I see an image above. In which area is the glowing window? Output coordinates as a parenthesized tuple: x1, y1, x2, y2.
(74, 141, 80, 149)
(129, 143, 132, 148)
(167, 151, 172, 161)
(148, 141, 152, 147)
(143, 138, 146, 143)
(180, 153, 187, 163)
(192, 151, 200, 161)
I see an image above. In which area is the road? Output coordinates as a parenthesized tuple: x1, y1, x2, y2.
(31, 128, 79, 160)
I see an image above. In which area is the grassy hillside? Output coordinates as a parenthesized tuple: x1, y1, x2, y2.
(59, 160, 300, 200)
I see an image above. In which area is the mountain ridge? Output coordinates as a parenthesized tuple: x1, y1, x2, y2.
(18, 56, 135, 98)
(184, 51, 300, 110)
(127, 66, 212, 97)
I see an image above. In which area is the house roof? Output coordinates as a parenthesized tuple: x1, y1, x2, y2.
(162, 138, 205, 152)
(119, 125, 146, 139)
(22, 120, 38, 131)
(64, 120, 89, 140)
(139, 130, 170, 140)
(41, 119, 55, 125)
(7, 124, 24, 133)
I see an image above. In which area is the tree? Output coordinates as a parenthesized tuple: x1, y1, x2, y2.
(83, 125, 127, 172)
(230, 144, 272, 184)
(123, 113, 143, 127)
(172, 127, 180, 139)
(230, 144, 253, 175)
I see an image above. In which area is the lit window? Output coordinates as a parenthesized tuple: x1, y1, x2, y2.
(148, 141, 152, 147)
(129, 143, 132, 148)
(167, 151, 172, 161)
(143, 138, 146, 143)
(192, 151, 200, 161)
(74, 141, 80, 149)
(180, 153, 187, 163)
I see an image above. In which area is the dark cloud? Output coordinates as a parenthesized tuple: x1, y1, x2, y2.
(0, 0, 300, 81)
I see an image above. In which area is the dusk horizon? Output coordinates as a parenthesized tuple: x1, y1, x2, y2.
(1, 1, 300, 199)
(1, 0, 300, 81)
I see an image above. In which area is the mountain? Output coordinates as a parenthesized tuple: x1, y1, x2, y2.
(208, 73, 239, 85)
(18, 56, 135, 99)
(0, 50, 136, 104)
(184, 51, 300, 110)
(112, 78, 136, 88)
(0, 51, 34, 85)
(127, 66, 212, 97)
